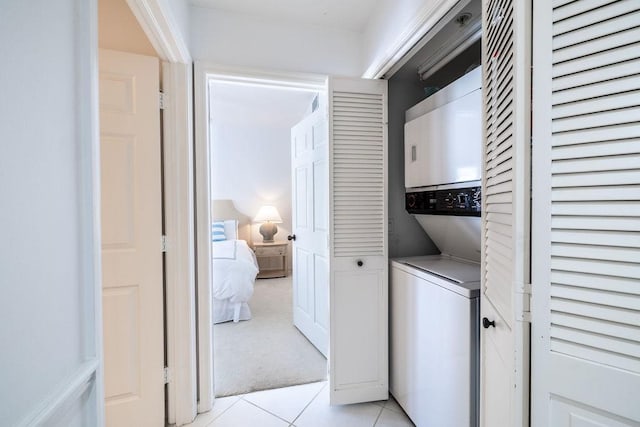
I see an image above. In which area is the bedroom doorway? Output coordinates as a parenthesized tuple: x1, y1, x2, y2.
(207, 79, 329, 397)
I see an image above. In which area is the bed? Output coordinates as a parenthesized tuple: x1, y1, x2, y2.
(212, 200, 259, 324)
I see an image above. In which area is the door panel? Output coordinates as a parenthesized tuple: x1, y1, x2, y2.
(480, 0, 531, 425)
(333, 269, 383, 385)
(292, 108, 330, 357)
(294, 248, 311, 312)
(314, 254, 330, 331)
(531, 2, 640, 425)
(480, 298, 511, 427)
(329, 77, 388, 405)
(100, 49, 164, 427)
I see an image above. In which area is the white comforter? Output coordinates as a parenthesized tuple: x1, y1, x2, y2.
(212, 240, 258, 322)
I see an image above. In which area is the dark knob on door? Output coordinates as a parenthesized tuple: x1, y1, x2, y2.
(482, 317, 496, 329)
(287, 234, 296, 241)
(357, 260, 364, 267)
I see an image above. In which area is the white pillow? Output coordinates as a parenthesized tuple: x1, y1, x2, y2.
(223, 220, 238, 240)
(211, 222, 226, 242)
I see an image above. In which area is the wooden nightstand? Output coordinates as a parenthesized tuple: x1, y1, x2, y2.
(253, 242, 288, 279)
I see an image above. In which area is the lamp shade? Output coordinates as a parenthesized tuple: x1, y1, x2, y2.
(254, 205, 283, 223)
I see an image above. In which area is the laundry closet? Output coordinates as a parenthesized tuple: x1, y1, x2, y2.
(384, 1, 483, 426)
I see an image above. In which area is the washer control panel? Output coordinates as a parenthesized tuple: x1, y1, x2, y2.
(405, 186, 481, 216)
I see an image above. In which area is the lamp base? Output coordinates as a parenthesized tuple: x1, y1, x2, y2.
(259, 222, 278, 243)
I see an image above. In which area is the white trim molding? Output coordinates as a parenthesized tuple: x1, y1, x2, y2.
(362, 0, 460, 79)
(83, 0, 105, 424)
(162, 61, 198, 426)
(194, 60, 215, 413)
(126, 0, 191, 64)
(20, 359, 100, 426)
(200, 62, 327, 92)
(193, 61, 328, 412)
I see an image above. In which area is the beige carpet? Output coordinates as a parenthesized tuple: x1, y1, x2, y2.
(213, 276, 327, 397)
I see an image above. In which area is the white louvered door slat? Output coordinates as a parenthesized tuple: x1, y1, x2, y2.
(329, 77, 388, 405)
(481, 0, 532, 426)
(532, 1, 640, 425)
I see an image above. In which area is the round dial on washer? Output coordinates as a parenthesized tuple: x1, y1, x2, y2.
(407, 194, 417, 208)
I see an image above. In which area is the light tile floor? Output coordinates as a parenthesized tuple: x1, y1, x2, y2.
(185, 381, 415, 427)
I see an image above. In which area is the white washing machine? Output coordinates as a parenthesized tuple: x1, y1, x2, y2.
(397, 66, 484, 426)
(390, 255, 480, 427)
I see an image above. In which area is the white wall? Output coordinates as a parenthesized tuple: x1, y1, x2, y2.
(209, 83, 315, 256)
(0, 0, 100, 425)
(387, 77, 440, 258)
(162, 0, 190, 48)
(190, 6, 363, 76)
(100, 0, 157, 56)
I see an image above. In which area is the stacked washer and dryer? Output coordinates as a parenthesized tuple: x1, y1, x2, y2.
(390, 66, 482, 427)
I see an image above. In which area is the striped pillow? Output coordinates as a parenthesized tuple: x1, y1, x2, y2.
(211, 221, 226, 242)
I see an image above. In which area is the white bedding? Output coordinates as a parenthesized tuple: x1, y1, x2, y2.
(212, 239, 259, 323)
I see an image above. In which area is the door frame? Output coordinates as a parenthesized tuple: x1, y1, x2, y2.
(193, 62, 326, 411)
(115, 1, 197, 425)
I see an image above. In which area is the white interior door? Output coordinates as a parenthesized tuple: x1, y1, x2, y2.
(291, 107, 330, 357)
(328, 77, 388, 405)
(531, 2, 640, 425)
(480, 1, 531, 426)
(99, 49, 165, 427)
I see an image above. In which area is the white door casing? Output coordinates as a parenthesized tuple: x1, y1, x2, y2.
(99, 49, 164, 427)
(291, 107, 330, 357)
(193, 64, 328, 412)
(480, 0, 531, 426)
(531, 1, 640, 425)
(162, 61, 198, 426)
(329, 77, 389, 405)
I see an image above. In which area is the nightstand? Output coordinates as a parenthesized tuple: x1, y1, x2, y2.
(253, 242, 288, 279)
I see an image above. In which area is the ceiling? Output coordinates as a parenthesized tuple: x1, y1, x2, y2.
(189, 0, 379, 32)
(209, 82, 317, 129)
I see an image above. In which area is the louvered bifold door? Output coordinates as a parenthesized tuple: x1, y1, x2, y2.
(480, 0, 532, 426)
(328, 77, 388, 405)
(531, 2, 640, 425)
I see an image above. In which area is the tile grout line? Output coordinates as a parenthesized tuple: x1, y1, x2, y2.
(372, 404, 385, 427)
(290, 381, 328, 426)
(241, 395, 296, 425)
(204, 395, 243, 426)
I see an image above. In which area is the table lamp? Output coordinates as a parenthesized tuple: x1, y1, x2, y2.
(254, 205, 283, 243)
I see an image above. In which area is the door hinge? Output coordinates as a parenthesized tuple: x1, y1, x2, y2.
(159, 91, 166, 110)
(163, 367, 171, 384)
(515, 283, 532, 323)
(161, 235, 168, 252)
